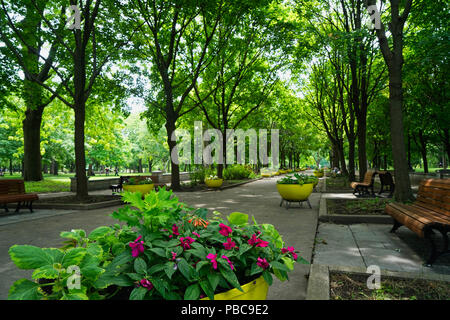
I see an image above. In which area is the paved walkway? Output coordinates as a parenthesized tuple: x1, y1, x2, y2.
(0, 176, 321, 300)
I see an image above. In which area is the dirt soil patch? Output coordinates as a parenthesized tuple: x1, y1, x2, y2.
(326, 198, 392, 215)
(330, 272, 450, 300)
(36, 195, 119, 204)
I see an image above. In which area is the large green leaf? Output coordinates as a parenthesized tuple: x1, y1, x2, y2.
(88, 226, 112, 240)
(177, 258, 197, 281)
(164, 262, 176, 279)
(31, 265, 60, 280)
(219, 263, 242, 292)
(9, 245, 53, 269)
(61, 247, 87, 268)
(199, 280, 214, 300)
(227, 212, 249, 226)
(130, 287, 148, 300)
(134, 257, 147, 275)
(8, 279, 42, 300)
(184, 283, 201, 300)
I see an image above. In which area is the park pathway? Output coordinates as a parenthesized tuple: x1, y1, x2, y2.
(0, 176, 321, 300)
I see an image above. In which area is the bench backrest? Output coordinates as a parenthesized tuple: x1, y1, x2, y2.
(363, 170, 376, 184)
(0, 179, 26, 195)
(416, 179, 450, 216)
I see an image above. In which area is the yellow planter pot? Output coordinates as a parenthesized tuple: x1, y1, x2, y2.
(313, 172, 324, 178)
(205, 178, 223, 187)
(201, 276, 269, 300)
(273, 171, 280, 176)
(261, 172, 271, 177)
(276, 183, 314, 201)
(122, 184, 154, 195)
(287, 169, 293, 173)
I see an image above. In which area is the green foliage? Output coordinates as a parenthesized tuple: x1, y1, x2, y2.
(8, 188, 306, 300)
(223, 165, 255, 180)
(277, 173, 318, 185)
(123, 177, 153, 186)
(8, 223, 135, 300)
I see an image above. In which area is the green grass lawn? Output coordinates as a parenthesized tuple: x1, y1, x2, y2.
(0, 172, 161, 193)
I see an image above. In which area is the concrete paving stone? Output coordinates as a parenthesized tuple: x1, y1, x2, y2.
(313, 250, 365, 268)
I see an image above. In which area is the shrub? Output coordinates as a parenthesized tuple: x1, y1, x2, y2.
(223, 165, 255, 180)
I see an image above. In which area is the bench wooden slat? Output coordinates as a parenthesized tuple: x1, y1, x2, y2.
(385, 178, 450, 265)
(0, 179, 38, 212)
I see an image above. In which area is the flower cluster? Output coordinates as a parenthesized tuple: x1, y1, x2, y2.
(7, 188, 307, 301)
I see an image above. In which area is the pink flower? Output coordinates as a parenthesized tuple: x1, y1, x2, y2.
(192, 231, 200, 238)
(248, 234, 258, 246)
(129, 236, 145, 258)
(171, 251, 177, 261)
(256, 257, 270, 269)
(221, 255, 234, 270)
(219, 223, 233, 237)
(248, 234, 269, 247)
(281, 246, 298, 260)
(223, 237, 236, 250)
(169, 224, 180, 238)
(207, 253, 218, 270)
(140, 279, 153, 290)
(256, 239, 269, 247)
(180, 236, 195, 250)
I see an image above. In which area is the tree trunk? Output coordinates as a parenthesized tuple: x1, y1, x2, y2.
(22, 105, 44, 181)
(347, 137, 356, 182)
(417, 130, 428, 173)
(357, 116, 367, 182)
(166, 119, 180, 190)
(337, 140, 348, 176)
(74, 104, 88, 198)
(51, 159, 58, 175)
(388, 62, 413, 201)
(138, 159, 143, 173)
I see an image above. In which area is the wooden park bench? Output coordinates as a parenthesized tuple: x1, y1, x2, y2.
(350, 170, 376, 196)
(0, 179, 39, 213)
(386, 179, 450, 266)
(437, 169, 450, 179)
(377, 170, 395, 197)
(110, 175, 167, 193)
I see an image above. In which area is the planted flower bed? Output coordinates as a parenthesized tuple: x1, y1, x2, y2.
(330, 272, 450, 300)
(326, 198, 392, 215)
(7, 188, 307, 300)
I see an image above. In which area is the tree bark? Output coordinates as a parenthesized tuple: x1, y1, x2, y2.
(166, 119, 181, 190)
(388, 62, 413, 201)
(22, 105, 44, 181)
(369, 0, 414, 202)
(417, 130, 428, 173)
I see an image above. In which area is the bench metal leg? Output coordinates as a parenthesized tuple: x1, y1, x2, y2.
(390, 219, 402, 233)
(15, 202, 21, 213)
(424, 228, 450, 267)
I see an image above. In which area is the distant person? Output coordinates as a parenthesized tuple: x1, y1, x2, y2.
(114, 168, 119, 176)
(106, 168, 110, 176)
